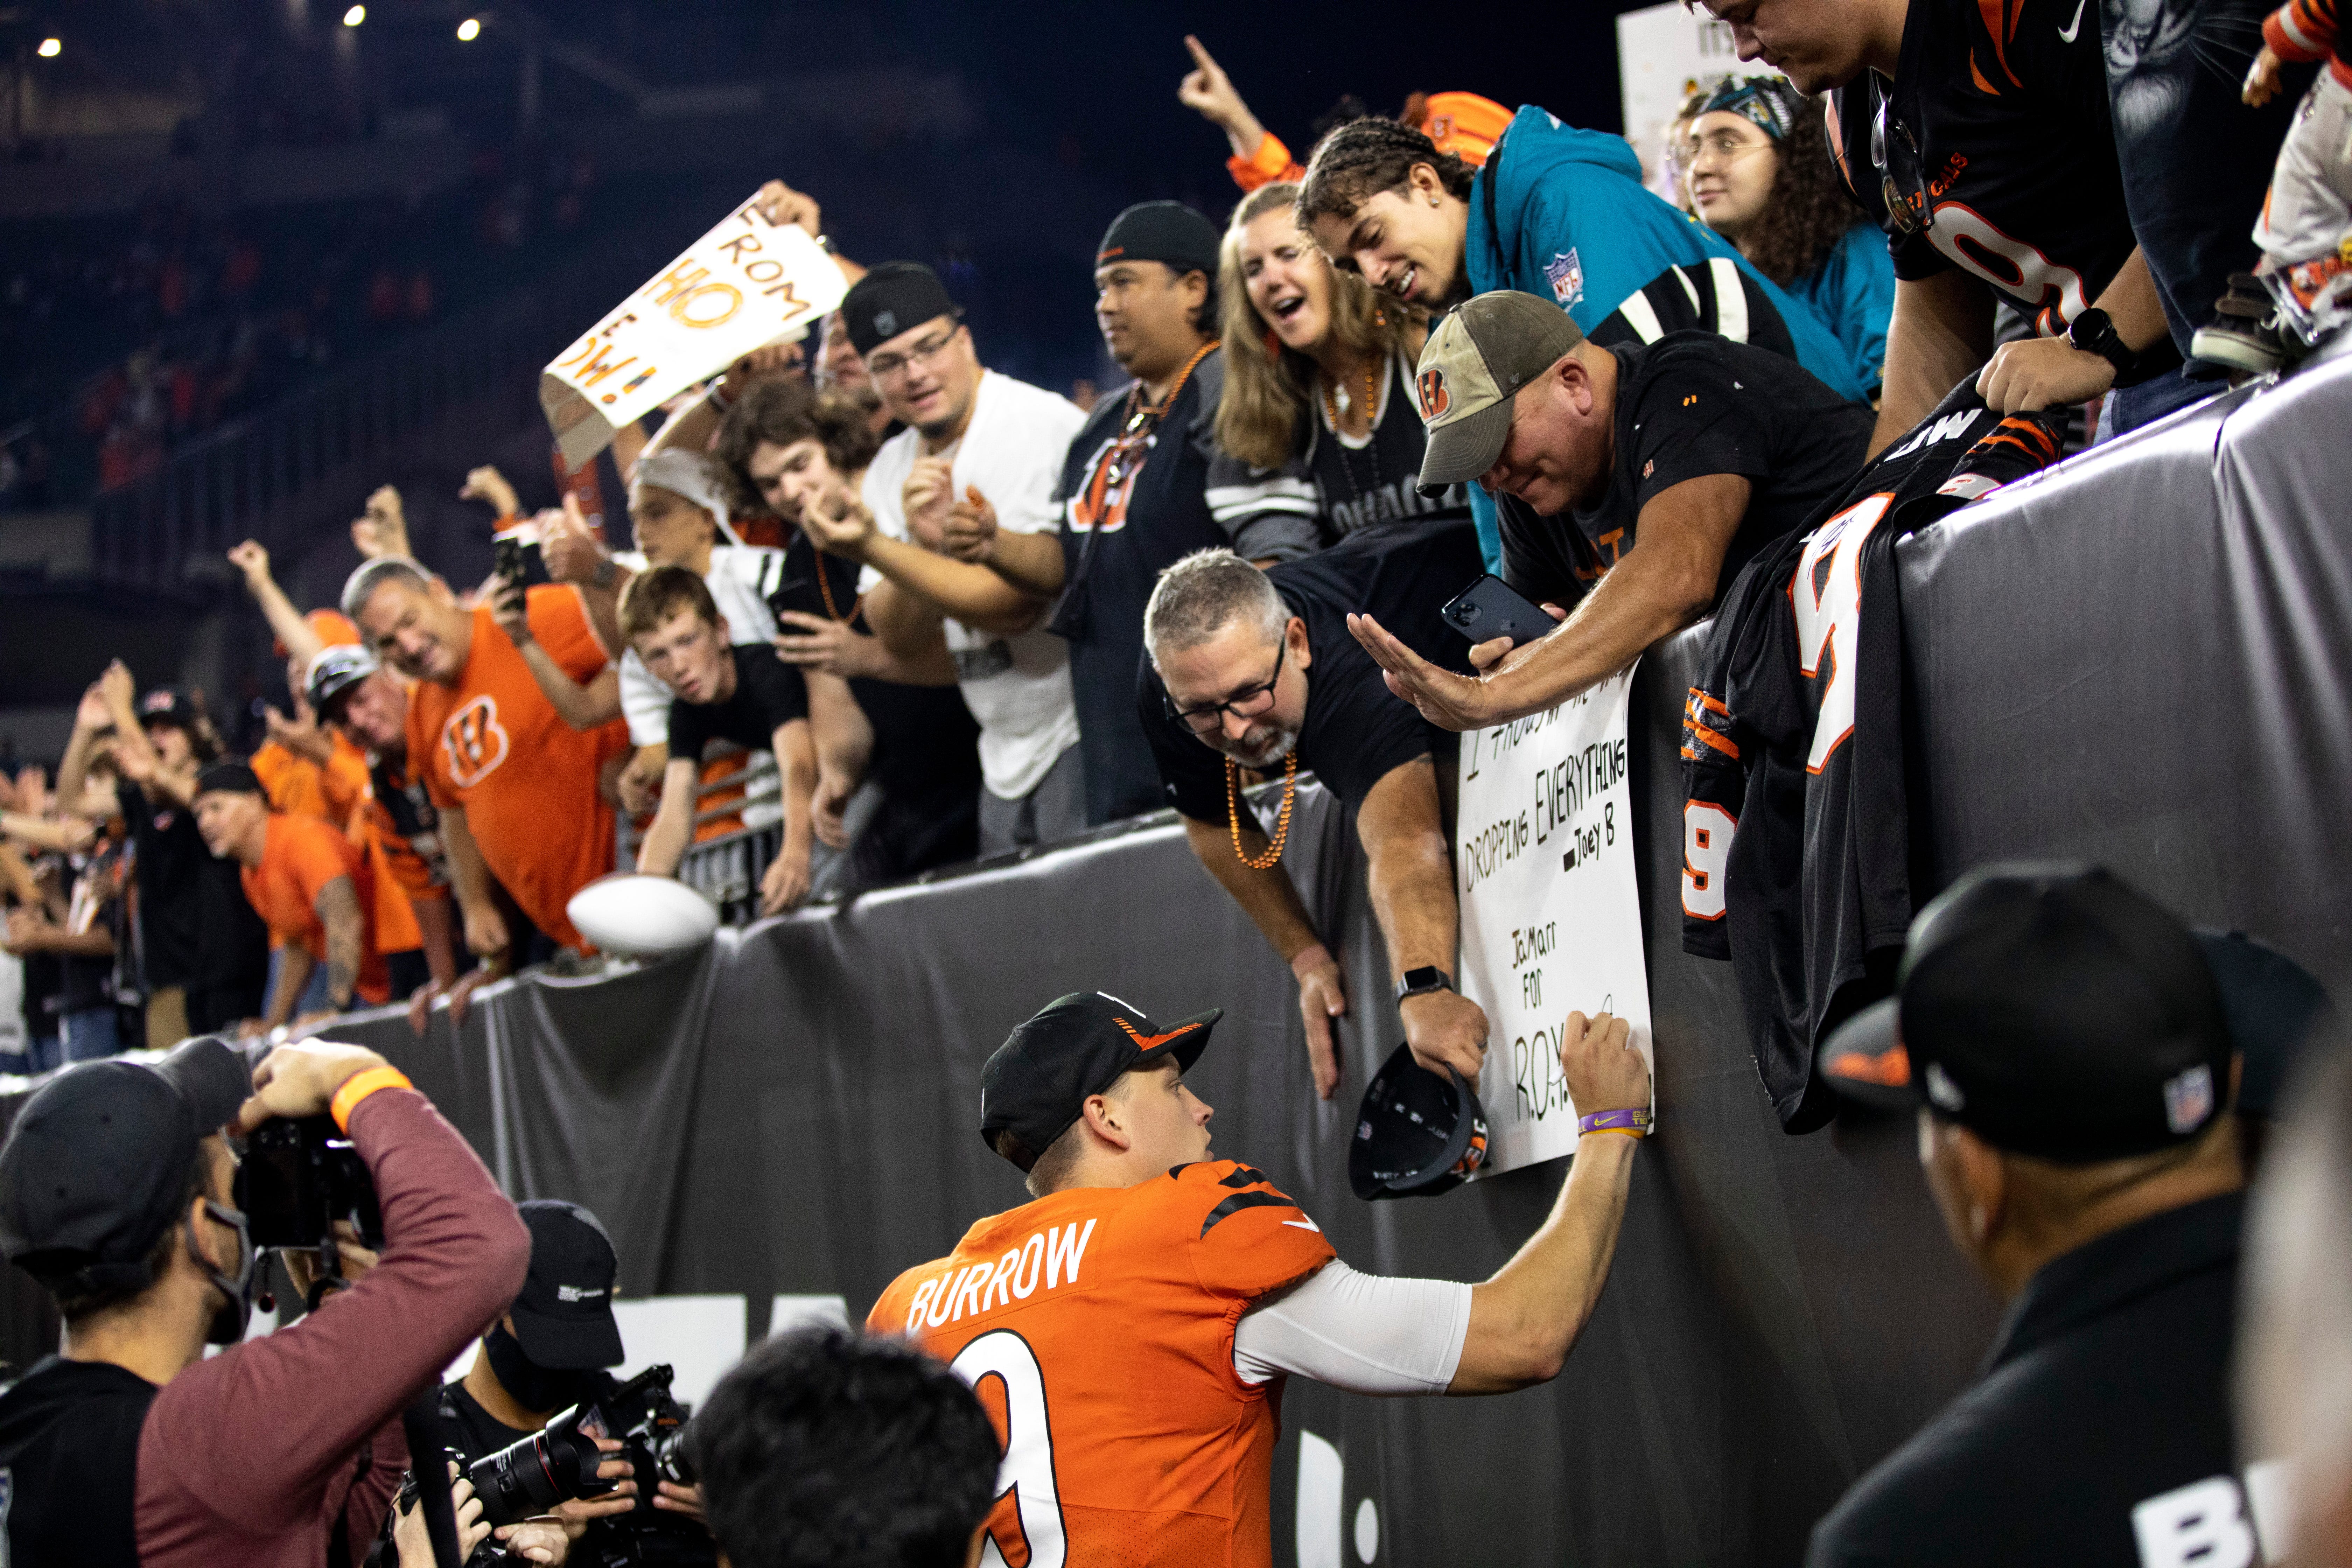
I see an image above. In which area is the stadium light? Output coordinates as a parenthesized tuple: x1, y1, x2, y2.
(37, 37, 61, 56)
(342, 4, 365, 25)
(457, 16, 481, 39)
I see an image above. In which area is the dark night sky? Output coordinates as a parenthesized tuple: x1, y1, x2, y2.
(895, 2, 1640, 193)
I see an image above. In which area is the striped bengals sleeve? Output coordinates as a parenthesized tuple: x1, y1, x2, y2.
(2264, 0, 2338, 62)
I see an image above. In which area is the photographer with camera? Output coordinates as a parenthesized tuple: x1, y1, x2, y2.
(0, 1034, 529, 1567)
(393, 1198, 711, 1568)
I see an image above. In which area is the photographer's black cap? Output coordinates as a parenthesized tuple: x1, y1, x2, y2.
(840, 262, 963, 358)
(509, 1200, 625, 1370)
(979, 992, 1221, 1170)
(0, 1037, 251, 1292)
(1816, 864, 2235, 1161)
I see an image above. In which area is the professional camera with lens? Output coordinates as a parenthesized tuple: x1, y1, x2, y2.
(467, 1364, 713, 1567)
(236, 1114, 383, 1251)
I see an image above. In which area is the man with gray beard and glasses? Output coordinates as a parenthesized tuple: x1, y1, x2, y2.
(1137, 536, 1484, 1105)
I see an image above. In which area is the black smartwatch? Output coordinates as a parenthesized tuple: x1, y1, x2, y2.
(2065, 307, 2135, 376)
(1396, 966, 1454, 1002)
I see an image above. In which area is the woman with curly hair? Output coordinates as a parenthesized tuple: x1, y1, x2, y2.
(1206, 183, 1469, 553)
(1683, 76, 1896, 396)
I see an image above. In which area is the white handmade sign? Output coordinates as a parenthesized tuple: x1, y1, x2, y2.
(1455, 666, 1654, 1174)
(539, 195, 848, 468)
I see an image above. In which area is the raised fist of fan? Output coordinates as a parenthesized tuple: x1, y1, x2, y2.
(539, 494, 607, 587)
(227, 539, 272, 590)
(352, 484, 411, 561)
(460, 465, 522, 520)
(751, 178, 823, 240)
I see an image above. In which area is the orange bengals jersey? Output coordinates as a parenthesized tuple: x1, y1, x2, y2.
(868, 1160, 1336, 1568)
(240, 812, 388, 1004)
(405, 589, 627, 950)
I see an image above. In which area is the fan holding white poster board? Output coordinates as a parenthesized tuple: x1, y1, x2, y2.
(540, 188, 850, 470)
(1454, 667, 1656, 1174)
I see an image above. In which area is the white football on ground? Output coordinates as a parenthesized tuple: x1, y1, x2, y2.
(566, 874, 721, 957)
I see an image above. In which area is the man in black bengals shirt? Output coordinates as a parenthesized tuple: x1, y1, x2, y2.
(1697, 0, 2186, 448)
(960, 202, 1231, 827)
(1351, 291, 1872, 733)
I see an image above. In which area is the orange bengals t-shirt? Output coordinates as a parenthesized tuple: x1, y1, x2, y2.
(405, 588, 627, 951)
(240, 812, 388, 1004)
(868, 1160, 1336, 1568)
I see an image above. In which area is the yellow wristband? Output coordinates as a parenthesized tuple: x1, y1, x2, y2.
(330, 1066, 413, 1133)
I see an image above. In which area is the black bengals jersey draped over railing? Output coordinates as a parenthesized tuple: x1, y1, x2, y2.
(1679, 383, 2066, 1131)
(1829, 0, 2141, 343)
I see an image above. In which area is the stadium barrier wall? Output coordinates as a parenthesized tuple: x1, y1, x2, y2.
(2, 342, 2344, 1566)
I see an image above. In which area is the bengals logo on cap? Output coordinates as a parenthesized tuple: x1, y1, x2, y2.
(1415, 368, 1450, 420)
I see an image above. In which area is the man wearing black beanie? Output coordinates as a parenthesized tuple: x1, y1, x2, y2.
(952, 201, 1239, 825)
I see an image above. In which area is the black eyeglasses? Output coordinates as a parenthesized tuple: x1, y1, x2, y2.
(1872, 91, 1934, 237)
(1164, 639, 1287, 734)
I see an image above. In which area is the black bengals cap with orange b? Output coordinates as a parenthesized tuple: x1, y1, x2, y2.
(1816, 863, 2237, 1162)
(979, 992, 1221, 1170)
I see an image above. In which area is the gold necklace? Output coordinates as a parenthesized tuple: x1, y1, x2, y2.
(1227, 752, 1298, 869)
(1320, 356, 1380, 432)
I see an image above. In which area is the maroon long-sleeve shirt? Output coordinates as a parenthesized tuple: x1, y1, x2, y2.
(134, 1087, 530, 1567)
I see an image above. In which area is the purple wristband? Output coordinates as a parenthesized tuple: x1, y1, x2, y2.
(1578, 1107, 1652, 1136)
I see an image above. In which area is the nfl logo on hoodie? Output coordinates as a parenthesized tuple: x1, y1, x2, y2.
(1544, 249, 1584, 309)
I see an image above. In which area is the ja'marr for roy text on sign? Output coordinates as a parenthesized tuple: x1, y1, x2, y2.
(1454, 666, 1655, 1173)
(540, 193, 849, 469)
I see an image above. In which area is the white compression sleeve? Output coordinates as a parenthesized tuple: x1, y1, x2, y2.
(1231, 1260, 1474, 1396)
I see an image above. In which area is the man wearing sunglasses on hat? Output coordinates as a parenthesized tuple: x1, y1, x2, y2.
(1135, 539, 1483, 1100)
(1694, 0, 2189, 449)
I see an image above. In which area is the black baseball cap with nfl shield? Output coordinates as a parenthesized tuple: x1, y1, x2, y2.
(979, 993, 1222, 1170)
(1816, 864, 2236, 1162)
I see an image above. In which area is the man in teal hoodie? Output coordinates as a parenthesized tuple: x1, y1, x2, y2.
(1300, 107, 1868, 568)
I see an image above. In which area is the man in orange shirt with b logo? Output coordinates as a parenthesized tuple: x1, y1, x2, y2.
(870, 989, 1653, 1568)
(342, 555, 628, 959)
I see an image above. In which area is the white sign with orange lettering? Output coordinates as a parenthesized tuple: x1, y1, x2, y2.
(1454, 666, 1654, 1174)
(539, 196, 847, 468)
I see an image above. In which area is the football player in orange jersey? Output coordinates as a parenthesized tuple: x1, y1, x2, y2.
(869, 989, 1652, 1568)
